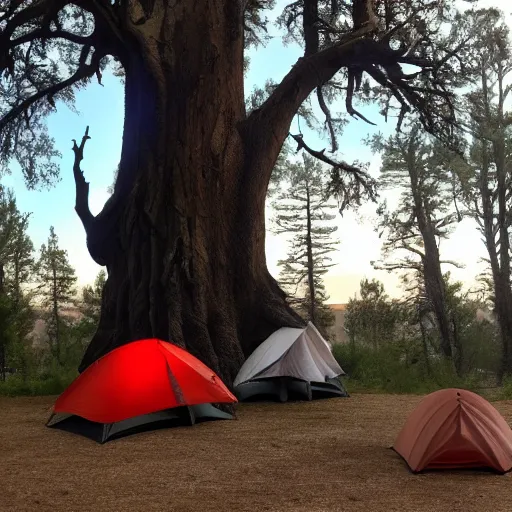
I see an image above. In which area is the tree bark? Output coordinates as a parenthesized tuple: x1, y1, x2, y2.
(78, 2, 303, 386)
(494, 277, 512, 384)
(420, 241, 454, 360)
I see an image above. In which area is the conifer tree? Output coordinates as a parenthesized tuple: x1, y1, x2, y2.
(344, 278, 400, 348)
(451, 9, 512, 382)
(4, 207, 35, 378)
(273, 154, 338, 337)
(0, 187, 35, 379)
(371, 126, 462, 369)
(37, 227, 77, 365)
(81, 270, 106, 325)
(5, 210, 34, 305)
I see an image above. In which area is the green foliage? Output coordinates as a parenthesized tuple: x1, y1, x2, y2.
(370, 126, 460, 274)
(81, 270, 105, 322)
(345, 278, 402, 348)
(0, 185, 95, 394)
(72, 269, 106, 350)
(333, 339, 495, 395)
(338, 273, 501, 394)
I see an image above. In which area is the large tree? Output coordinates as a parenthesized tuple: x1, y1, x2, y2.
(1, 0, 468, 384)
(453, 9, 512, 382)
(371, 126, 462, 365)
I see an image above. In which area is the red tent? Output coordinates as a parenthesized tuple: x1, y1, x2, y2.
(47, 339, 237, 442)
(393, 388, 512, 473)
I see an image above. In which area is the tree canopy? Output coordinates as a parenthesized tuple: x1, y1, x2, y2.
(1, 0, 476, 200)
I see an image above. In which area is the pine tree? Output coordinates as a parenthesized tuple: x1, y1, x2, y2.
(273, 154, 338, 338)
(81, 270, 106, 325)
(63, 270, 106, 367)
(344, 278, 401, 349)
(5, 210, 34, 305)
(451, 9, 512, 382)
(37, 227, 77, 365)
(0, 187, 35, 380)
(0, 186, 20, 293)
(4, 208, 35, 379)
(370, 125, 463, 370)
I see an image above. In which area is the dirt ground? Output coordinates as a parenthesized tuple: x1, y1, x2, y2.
(1, 394, 512, 512)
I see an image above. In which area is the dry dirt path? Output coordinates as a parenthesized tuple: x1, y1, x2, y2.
(1, 393, 512, 511)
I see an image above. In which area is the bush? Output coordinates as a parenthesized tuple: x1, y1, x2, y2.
(332, 342, 489, 395)
(0, 368, 77, 397)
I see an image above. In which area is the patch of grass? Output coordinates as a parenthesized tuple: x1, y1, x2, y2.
(0, 369, 77, 397)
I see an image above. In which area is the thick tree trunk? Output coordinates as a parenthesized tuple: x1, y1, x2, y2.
(476, 66, 512, 384)
(78, 2, 303, 386)
(412, 197, 455, 362)
(494, 142, 512, 383)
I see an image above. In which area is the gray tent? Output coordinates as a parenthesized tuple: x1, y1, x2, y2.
(234, 322, 348, 402)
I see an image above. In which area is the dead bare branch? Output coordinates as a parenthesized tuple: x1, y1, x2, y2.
(316, 86, 339, 152)
(71, 126, 94, 231)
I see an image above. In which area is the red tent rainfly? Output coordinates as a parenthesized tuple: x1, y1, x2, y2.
(393, 388, 512, 473)
(47, 338, 237, 443)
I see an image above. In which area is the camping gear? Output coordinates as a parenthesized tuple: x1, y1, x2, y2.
(393, 388, 512, 473)
(47, 338, 236, 443)
(234, 321, 348, 402)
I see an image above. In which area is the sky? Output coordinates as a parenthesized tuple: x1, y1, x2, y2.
(3, 0, 511, 304)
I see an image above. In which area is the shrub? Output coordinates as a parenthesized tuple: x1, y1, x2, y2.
(332, 342, 490, 395)
(0, 368, 77, 397)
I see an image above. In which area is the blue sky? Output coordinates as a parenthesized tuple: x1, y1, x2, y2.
(5, 0, 507, 302)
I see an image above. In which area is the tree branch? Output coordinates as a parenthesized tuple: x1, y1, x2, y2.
(402, 243, 425, 259)
(290, 133, 364, 176)
(440, 259, 464, 269)
(345, 68, 376, 125)
(303, 0, 319, 56)
(0, 47, 103, 133)
(10, 27, 95, 47)
(316, 86, 338, 152)
(244, 26, 379, 173)
(372, 261, 422, 272)
(71, 126, 94, 232)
